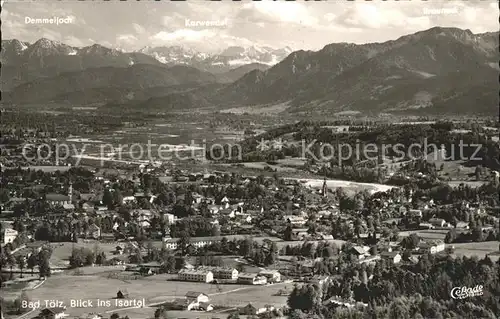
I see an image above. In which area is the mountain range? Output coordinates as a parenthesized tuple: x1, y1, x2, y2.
(2, 27, 498, 115)
(138, 45, 292, 74)
(0, 39, 283, 92)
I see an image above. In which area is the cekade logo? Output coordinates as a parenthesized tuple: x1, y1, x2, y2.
(450, 285, 484, 299)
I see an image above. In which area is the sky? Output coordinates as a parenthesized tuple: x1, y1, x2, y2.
(2, 0, 498, 53)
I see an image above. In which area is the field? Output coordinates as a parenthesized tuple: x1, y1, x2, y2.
(298, 178, 396, 194)
(219, 102, 292, 115)
(399, 231, 499, 261)
(451, 241, 500, 261)
(49, 241, 124, 268)
(19, 273, 289, 319)
(398, 229, 448, 240)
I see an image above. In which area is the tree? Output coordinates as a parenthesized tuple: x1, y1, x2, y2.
(227, 312, 241, 319)
(7, 253, 15, 279)
(401, 233, 420, 250)
(16, 255, 26, 278)
(284, 225, 293, 241)
(103, 189, 114, 209)
(110, 313, 120, 319)
(177, 232, 191, 255)
(38, 252, 51, 278)
(154, 306, 174, 319)
(14, 291, 31, 314)
(27, 252, 38, 275)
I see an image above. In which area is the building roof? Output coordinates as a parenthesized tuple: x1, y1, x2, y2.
(80, 193, 95, 201)
(179, 269, 212, 275)
(46, 193, 70, 201)
(199, 302, 213, 310)
(259, 269, 280, 275)
(41, 307, 66, 314)
(351, 246, 366, 255)
(63, 203, 75, 210)
(198, 266, 236, 273)
(238, 273, 258, 279)
(380, 251, 400, 258)
(185, 291, 207, 298)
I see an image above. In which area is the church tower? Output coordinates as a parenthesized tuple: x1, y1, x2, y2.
(322, 177, 328, 197)
(68, 182, 73, 202)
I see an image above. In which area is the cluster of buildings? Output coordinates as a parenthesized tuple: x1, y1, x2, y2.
(177, 266, 281, 285)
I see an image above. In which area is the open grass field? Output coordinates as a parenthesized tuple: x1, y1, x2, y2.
(49, 241, 125, 268)
(398, 229, 449, 240)
(19, 273, 289, 319)
(451, 241, 500, 261)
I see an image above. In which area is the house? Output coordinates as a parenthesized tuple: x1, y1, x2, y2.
(416, 240, 445, 254)
(3, 228, 18, 245)
(38, 307, 68, 319)
(164, 213, 176, 225)
(199, 302, 214, 312)
(45, 193, 71, 206)
(259, 270, 281, 283)
(237, 273, 267, 285)
(350, 246, 368, 260)
(171, 298, 197, 311)
(456, 222, 469, 229)
(88, 224, 101, 239)
(291, 228, 309, 240)
(116, 289, 129, 299)
(81, 202, 94, 213)
(380, 252, 402, 264)
(408, 209, 423, 218)
(238, 304, 258, 315)
(257, 305, 276, 314)
(62, 203, 75, 210)
(308, 275, 330, 286)
(109, 257, 126, 265)
(431, 240, 445, 253)
(398, 206, 408, 215)
(185, 292, 209, 303)
(201, 267, 238, 280)
(283, 215, 307, 227)
(122, 196, 136, 203)
(429, 218, 449, 228)
(113, 246, 124, 255)
(178, 269, 214, 283)
(163, 236, 223, 250)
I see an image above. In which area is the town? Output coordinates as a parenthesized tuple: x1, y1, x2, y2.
(1, 1, 500, 318)
(1, 123, 499, 318)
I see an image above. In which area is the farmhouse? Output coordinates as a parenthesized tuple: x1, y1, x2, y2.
(178, 269, 214, 283)
(185, 292, 209, 303)
(416, 240, 445, 254)
(408, 209, 423, 218)
(3, 228, 18, 245)
(38, 307, 67, 319)
(116, 289, 129, 299)
(259, 269, 281, 282)
(429, 218, 450, 228)
(350, 246, 369, 260)
(380, 251, 402, 264)
(283, 215, 307, 227)
(237, 273, 267, 285)
(88, 224, 101, 239)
